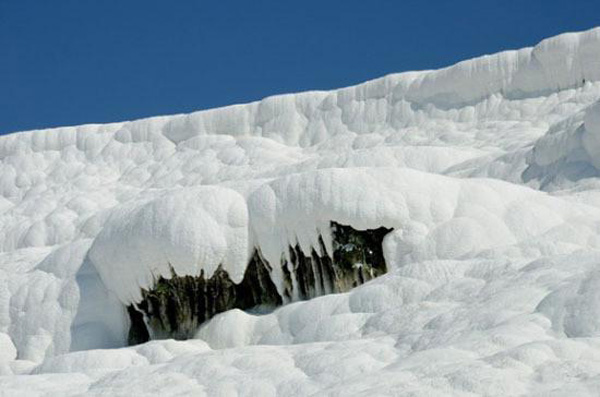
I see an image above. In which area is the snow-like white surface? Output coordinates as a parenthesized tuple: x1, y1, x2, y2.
(1, 27, 600, 395)
(583, 102, 600, 169)
(88, 186, 249, 303)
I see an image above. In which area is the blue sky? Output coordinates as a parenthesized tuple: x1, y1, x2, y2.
(1, 0, 598, 134)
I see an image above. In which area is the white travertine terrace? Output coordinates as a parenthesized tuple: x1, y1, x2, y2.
(1, 27, 600, 396)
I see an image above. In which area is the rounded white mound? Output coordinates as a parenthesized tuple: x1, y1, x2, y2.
(249, 167, 600, 274)
(88, 186, 248, 304)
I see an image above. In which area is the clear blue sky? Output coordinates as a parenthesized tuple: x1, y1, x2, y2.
(1, 0, 598, 134)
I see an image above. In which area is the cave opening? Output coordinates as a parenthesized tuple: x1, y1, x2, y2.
(127, 222, 392, 345)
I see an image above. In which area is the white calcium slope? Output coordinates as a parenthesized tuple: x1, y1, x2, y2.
(1, 27, 600, 396)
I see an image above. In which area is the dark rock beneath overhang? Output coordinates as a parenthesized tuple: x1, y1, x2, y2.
(128, 253, 281, 344)
(128, 222, 392, 345)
